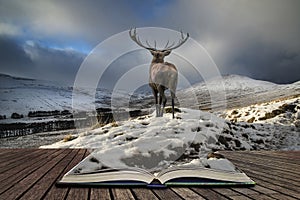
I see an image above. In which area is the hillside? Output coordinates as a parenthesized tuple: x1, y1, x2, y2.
(0, 74, 121, 117)
(41, 102, 299, 168)
(177, 75, 300, 111)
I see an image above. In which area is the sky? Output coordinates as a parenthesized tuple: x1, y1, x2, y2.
(0, 0, 300, 89)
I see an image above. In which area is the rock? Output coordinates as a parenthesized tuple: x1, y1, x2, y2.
(218, 135, 229, 148)
(296, 111, 300, 119)
(295, 120, 300, 128)
(207, 136, 216, 144)
(234, 139, 241, 147)
(247, 117, 255, 123)
(207, 152, 225, 159)
(259, 109, 283, 120)
(279, 103, 297, 113)
(231, 110, 239, 115)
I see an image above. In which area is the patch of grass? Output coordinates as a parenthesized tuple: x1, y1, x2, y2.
(63, 134, 77, 142)
(247, 117, 255, 123)
(91, 123, 104, 130)
(164, 107, 181, 113)
(111, 121, 119, 127)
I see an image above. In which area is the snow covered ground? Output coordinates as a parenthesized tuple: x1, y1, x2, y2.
(0, 73, 140, 117)
(41, 98, 300, 169)
(2, 73, 299, 156)
(178, 75, 300, 110)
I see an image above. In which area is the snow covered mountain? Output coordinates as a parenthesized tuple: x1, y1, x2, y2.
(1, 73, 298, 117)
(0, 74, 73, 116)
(178, 75, 300, 111)
(1, 73, 299, 152)
(0, 74, 126, 117)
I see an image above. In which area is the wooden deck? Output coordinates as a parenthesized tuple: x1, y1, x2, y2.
(0, 149, 299, 200)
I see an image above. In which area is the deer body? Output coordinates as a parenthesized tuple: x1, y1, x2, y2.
(149, 60, 178, 118)
(129, 28, 189, 118)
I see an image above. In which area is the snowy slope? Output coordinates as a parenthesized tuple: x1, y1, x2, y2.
(221, 96, 300, 125)
(0, 74, 72, 116)
(41, 105, 299, 169)
(2, 73, 298, 117)
(178, 75, 300, 111)
(0, 74, 123, 116)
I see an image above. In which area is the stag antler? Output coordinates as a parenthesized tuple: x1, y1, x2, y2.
(164, 30, 189, 51)
(129, 28, 156, 51)
(129, 28, 189, 51)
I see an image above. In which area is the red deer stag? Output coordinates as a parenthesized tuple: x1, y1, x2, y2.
(129, 28, 189, 118)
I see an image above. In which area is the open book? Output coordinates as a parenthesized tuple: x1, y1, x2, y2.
(57, 153, 255, 187)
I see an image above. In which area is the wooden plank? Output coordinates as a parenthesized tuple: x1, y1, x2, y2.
(240, 169, 300, 199)
(248, 194, 279, 200)
(231, 188, 260, 196)
(269, 193, 299, 200)
(152, 188, 183, 200)
(246, 151, 300, 163)
(226, 157, 300, 187)
(63, 150, 91, 200)
(229, 153, 300, 175)
(228, 195, 252, 200)
(0, 149, 70, 199)
(241, 151, 300, 167)
(131, 188, 159, 200)
(224, 153, 300, 179)
(228, 158, 300, 191)
(0, 149, 298, 200)
(43, 149, 88, 200)
(229, 157, 300, 192)
(251, 185, 277, 195)
(212, 188, 243, 196)
(0, 148, 12, 153)
(0, 148, 42, 172)
(191, 188, 228, 200)
(0, 148, 31, 159)
(90, 188, 112, 200)
(0, 149, 50, 181)
(0, 149, 62, 194)
(223, 152, 300, 174)
(19, 149, 79, 200)
(172, 187, 205, 200)
(66, 188, 89, 200)
(111, 188, 136, 200)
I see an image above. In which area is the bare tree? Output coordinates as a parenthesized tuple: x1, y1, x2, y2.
(129, 28, 189, 118)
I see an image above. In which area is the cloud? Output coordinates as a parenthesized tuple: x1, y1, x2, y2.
(0, 35, 85, 84)
(159, 0, 300, 83)
(0, 0, 299, 85)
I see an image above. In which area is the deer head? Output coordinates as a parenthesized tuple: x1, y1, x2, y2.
(129, 28, 189, 63)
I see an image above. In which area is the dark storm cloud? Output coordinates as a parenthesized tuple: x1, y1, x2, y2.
(23, 42, 85, 84)
(0, 0, 299, 85)
(0, 36, 33, 74)
(0, 35, 84, 84)
(158, 0, 300, 83)
(226, 39, 300, 83)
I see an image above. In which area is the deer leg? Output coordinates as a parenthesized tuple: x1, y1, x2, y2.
(171, 92, 176, 119)
(151, 88, 159, 117)
(158, 86, 166, 117)
(158, 93, 162, 117)
(162, 94, 167, 117)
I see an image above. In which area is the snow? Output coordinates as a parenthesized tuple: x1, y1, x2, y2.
(0, 73, 144, 117)
(41, 101, 300, 169)
(221, 96, 300, 125)
(2, 73, 299, 167)
(178, 74, 300, 110)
